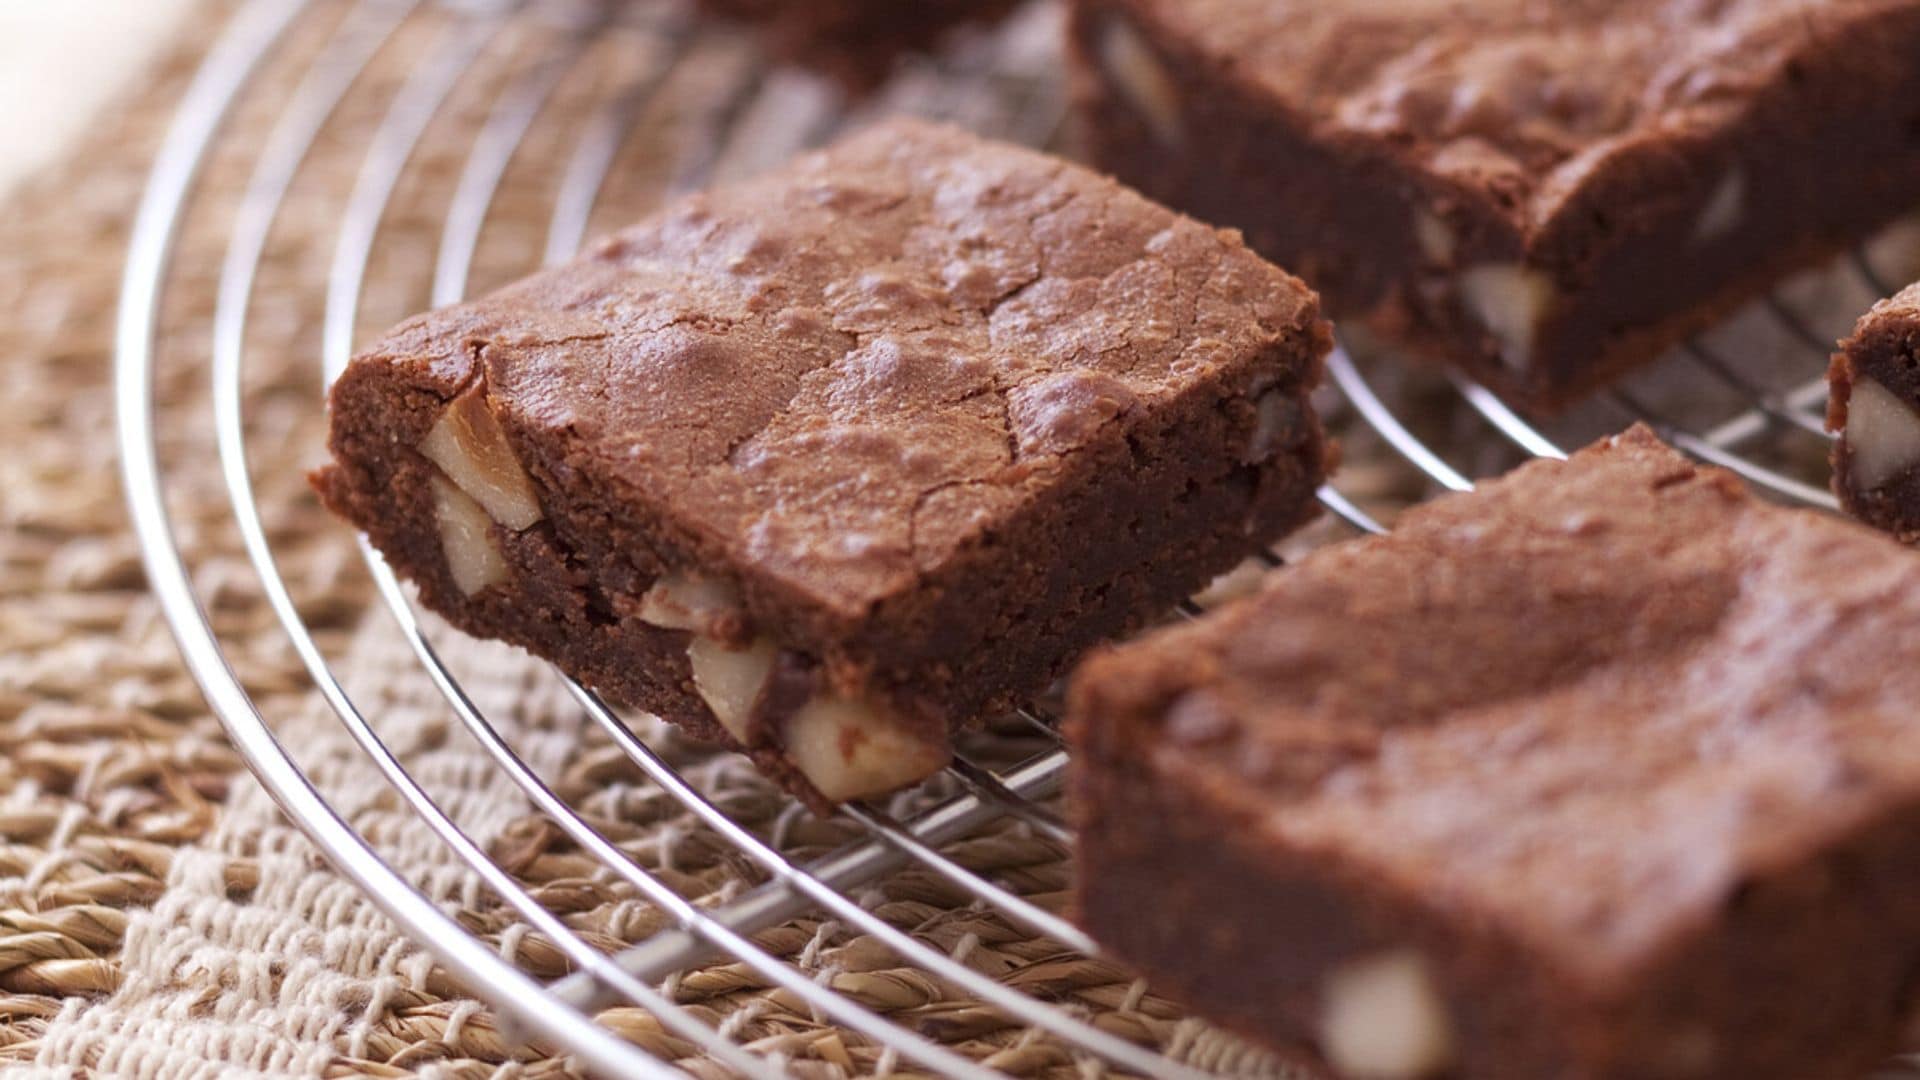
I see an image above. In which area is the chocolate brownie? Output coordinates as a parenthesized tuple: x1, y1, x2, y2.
(697, 0, 1023, 89)
(1068, 0, 1920, 410)
(1071, 425, 1920, 1078)
(315, 119, 1331, 810)
(1830, 281, 1920, 541)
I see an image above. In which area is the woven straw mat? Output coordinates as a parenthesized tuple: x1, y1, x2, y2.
(0, 2, 1345, 1077)
(9, 0, 1907, 1076)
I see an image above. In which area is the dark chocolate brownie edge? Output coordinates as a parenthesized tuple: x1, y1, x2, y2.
(314, 294, 1331, 810)
(698, 0, 1024, 91)
(1067, 477, 1920, 1079)
(1830, 294, 1920, 541)
(311, 346, 839, 804)
(1072, 686, 1920, 1080)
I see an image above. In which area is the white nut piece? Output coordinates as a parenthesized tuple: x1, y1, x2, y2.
(1458, 263, 1553, 373)
(431, 475, 509, 596)
(1691, 168, 1744, 244)
(1244, 390, 1297, 463)
(1414, 210, 1456, 265)
(1845, 377, 1920, 491)
(1320, 950, 1455, 1080)
(1195, 557, 1270, 609)
(784, 697, 949, 803)
(420, 389, 543, 531)
(689, 635, 778, 744)
(639, 573, 744, 633)
(1100, 16, 1182, 146)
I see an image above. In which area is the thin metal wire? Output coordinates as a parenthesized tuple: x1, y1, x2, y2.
(1327, 345, 1476, 492)
(410, 10, 1157, 1069)
(1682, 341, 1830, 439)
(116, 2, 680, 1075)
(1700, 372, 1831, 450)
(462, 25, 1136, 1060)
(946, 753, 1073, 843)
(321, 13, 498, 382)
(211, 7, 768, 1074)
(1610, 388, 1842, 510)
(1317, 485, 1388, 535)
(1448, 374, 1568, 461)
(358, 547, 1004, 1080)
(552, 747, 1068, 1002)
(1658, 254, 1885, 457)
(432, 19, 590, 304)
(542, 14, 693, 265)
(124, 1, 1891, 1076)
(569, 678, 1215, 1080)
(1338, 302, 1851, 508)
(336, 20, 1027, 1071)
(837, 801, 1096, 953)
(1764, 294, 1842, 357)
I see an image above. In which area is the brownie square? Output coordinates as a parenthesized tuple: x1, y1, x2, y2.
(315, 119, 1331, 808)
(1071, 425, 1920, 1078)
(697, 0, 1023, 89)
(1830, 281, 1920, 540)
(1068, 0, 1920, 410)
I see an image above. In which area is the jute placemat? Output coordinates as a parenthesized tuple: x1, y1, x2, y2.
(0, 4, 1313, 1076)
(10, 1, 1898, 1076)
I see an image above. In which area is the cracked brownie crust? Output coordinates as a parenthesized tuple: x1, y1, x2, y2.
(1072, 426, 1920, 1078)
(315, 119, 1330, 808)
(1069, 0, 1920, 410)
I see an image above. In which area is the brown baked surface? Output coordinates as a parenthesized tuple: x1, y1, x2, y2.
(696, 0, 1023, 89)
(1071, 425, 1920, 1078)
(1830, 281, 1920, 540)
(315, 118, 1330, 807)
(1069, 0, 1920, 409)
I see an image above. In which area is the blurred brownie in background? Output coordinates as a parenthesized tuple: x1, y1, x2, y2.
(699, 0, 1024, 89)
(1068, 0, 1920, 410)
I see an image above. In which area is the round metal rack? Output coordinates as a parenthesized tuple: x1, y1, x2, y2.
(115, 0, 1909, 1076)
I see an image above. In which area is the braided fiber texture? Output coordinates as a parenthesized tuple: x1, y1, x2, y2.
(2, 1, 1898, 1077)
(0, 2, 1316, 1076)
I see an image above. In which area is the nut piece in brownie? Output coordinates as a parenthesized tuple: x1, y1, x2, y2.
(1068, 0, 1920, 410)
(1830, 281, 1920, 540)
(1071, 425, 1920, 1079)
(696, 0, 1022, 89)
(315, 118, 1331, 809)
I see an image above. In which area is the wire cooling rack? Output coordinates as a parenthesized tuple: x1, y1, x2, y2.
(115, 0, 1918, 1076)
